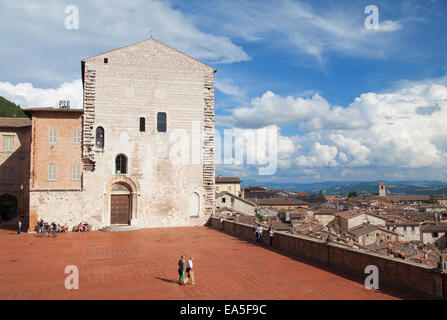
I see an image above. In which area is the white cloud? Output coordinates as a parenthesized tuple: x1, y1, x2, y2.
(230, 79, 447, 172)
(0, 79, 82, 109)
(0, 0, 250, 86)
(214, 0, 403, 63)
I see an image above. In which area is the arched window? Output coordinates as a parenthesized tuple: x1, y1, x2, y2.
(115, 154, 127, 174)
(157, 112, 166, 132)
(95, 126, 104, 149)
(139, 117, 145, 132)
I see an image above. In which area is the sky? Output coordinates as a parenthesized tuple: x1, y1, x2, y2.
(1, 0, 447, 184)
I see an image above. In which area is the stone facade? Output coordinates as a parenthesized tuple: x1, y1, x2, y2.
(215, 191, 256, 216)
(25, 109, 83, 231)
(80, 38, 215, 229)
(0, 118, 31, 226)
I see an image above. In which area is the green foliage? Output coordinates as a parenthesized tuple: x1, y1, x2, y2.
(0, 96, 27, 118)
(426, 194, 438, 204)
(347, 191, 359, 198)
(256, 214, 264, 222)
(319, 189, 325, 196)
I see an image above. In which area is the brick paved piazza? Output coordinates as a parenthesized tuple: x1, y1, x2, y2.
(0, 227, 422, 300)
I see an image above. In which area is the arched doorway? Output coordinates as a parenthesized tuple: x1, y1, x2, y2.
(110, 183, 131, 225)
(0, 194, 18, 221)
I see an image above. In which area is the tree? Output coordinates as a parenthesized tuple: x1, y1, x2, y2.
(347, 191, 359, 198)
(319, 189, 325, 197)
(256, 214, 264, 222)
(426, 194, 438, 204)
(0, 96, 27, 118)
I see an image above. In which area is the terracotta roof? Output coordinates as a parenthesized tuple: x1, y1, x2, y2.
(314, 208, 339, 215)
(255, 198, 309, 206)
(0, 117, 31, 128)
(348, 224, 398, 237)
(421, 223, 447, 232)
(215, 191, 256, 206)
(216, 176, 242, 183)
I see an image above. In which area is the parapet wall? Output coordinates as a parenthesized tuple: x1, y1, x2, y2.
(209, 217, 447, 299)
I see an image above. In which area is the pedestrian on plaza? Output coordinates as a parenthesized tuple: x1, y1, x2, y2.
(269, 227, 274, 246)
(186, 256, 195, 285)
(17, 219, 21, 235)
(253, 220, 259, 241)
(51, 222, 57, 238)
(178, 255, 187, 285)
(39, 218, 44, 233)
(258, 224, 264, 243)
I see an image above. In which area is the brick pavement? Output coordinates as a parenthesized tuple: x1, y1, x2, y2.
(0, 226, 423, 300)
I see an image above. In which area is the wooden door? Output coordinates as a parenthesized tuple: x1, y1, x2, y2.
(111, 195, 130, 225)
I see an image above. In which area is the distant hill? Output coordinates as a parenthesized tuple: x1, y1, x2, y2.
(0, 96, 27, 118)
(241, 179, 447, 196)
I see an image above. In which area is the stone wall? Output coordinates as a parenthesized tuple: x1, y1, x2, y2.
(29, 190, 83, 231)
(80, 38, 215, 228)
(209, 217, 447, 299)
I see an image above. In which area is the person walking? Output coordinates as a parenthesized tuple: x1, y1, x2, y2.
(258, 224, 264, 243)
(39, 218, 44, 234)
(51, 222, 57, 238)
(269, 227, 274, 246)
(187, 256, 195, 285)
(254, 220, 259, 242)
(178, 255, 187, 285)
(17, 219, 21, 235)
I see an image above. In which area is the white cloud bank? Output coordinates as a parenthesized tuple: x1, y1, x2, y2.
(231, 80, 447, 171)
(0, 79, 82, 108)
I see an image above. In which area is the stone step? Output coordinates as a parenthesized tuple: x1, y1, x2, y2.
(100, 225, 140, 232)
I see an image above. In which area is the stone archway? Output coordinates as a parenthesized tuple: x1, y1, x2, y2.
(0, 194, 18, 221)
(105, 177, 139, 226)
(110, 183, 131, 225)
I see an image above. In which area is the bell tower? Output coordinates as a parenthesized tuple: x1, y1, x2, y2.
(378, 182, 386, 197)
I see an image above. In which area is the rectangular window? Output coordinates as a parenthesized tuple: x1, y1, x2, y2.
(72, 129, 81, 144)
(48, 164, 57, 181)
(228, 186, 232, 191)
(3, 135, 14, 152)
(403, 226, 407, 231)
(49, 129, 57, 144)
(215, 186, 219, 191)
(139, 117, 145, 132)
(72, 164, 81, 180)
(157, 112, 166, 132)
(2, 167, 13, 183)
(411, 226, 415, 231)
(432, 232, 439, 238)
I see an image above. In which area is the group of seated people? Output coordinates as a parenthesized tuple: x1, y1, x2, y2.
(37, 219, 91, 233)
(77, 221, 90, 232)
(38, 219, 69, 233)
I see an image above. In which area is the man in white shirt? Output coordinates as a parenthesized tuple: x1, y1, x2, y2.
(187, 256, 195, 285)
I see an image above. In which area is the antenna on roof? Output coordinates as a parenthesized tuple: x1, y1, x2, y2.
(149, 29, 153, 39)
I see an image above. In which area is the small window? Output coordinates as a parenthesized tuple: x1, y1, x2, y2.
(215, 186, 219, 192)
(157, 112, 166, 132)
(376, 233, 380, 237)
(432, 232, 439, 238)
(228, 186, 232, 191)
(2, 167, 13, 183)
(403, 226, 407, 231)
(95, 127, 104, 149)
(104, 58, 108, 63)
(72, 129, 81, 144)
(3, 135, 14, 152)
(115, 154, 127, 174)
(48, 164, 57, 181)
(139, 117, 145, 132)
(72, 164, 81, 180)
(222, 198, 226, 203)
(49, 129, 57, 144)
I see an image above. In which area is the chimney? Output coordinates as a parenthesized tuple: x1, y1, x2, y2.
(59, 100, 70, 109)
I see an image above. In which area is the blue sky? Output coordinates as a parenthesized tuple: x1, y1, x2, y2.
(1, 0, 447, 184)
